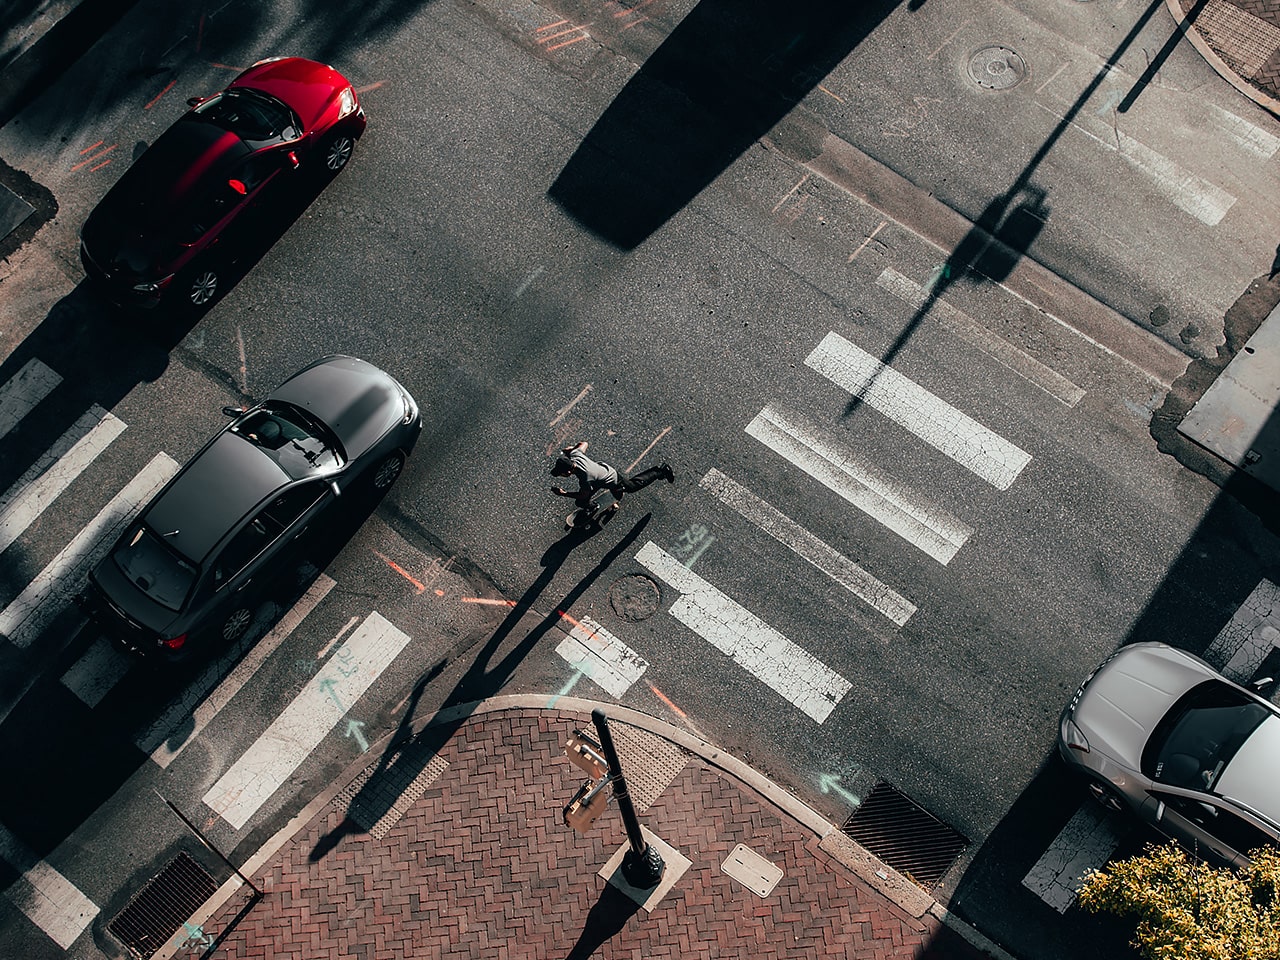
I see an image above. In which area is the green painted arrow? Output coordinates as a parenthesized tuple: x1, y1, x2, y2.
(818, 773, 860, 806)
(345, 719, 369, 753)
(546, 658, 596, 708)
(925, 262, 952, 291)
(318, 677, 343, 710)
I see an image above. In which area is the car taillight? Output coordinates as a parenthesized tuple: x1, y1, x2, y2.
(161, 634, 187, 651)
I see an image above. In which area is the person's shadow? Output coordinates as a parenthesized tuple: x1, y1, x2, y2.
(562, 882, 643, 960)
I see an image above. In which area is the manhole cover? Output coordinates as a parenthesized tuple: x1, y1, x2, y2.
(609, 575, 659, 622)
(840, 782, 968, 889)
(969, 46, 1028, 90)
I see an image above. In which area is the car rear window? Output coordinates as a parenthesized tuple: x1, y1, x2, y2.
(1143, 680, 1269, 790)
(113, 525, 198, 612)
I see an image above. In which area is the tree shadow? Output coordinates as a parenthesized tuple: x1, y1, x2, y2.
(548, 0, 905, 249)
(309, 513, 652, 861)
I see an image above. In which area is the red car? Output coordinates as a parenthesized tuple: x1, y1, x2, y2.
(80, 57, 366, 311)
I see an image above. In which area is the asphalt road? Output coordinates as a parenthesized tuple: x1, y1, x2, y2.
(1, 1, 1280, 959)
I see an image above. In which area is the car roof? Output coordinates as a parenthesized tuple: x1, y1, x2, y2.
(144, 432, 289, 563)
(96, 119, 250, 228)
(1216, 712, 1280, 826)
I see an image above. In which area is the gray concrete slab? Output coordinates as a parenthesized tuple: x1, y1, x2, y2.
(1180, 299, 1280, 490)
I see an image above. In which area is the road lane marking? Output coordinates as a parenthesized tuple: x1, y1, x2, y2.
(875, 268, 1085, 407)
(60, 637, 132, 707)
(203, 611, 411, 830)
(806, 331, 1032, 490)
(1022, 802, 1122, 912)
(138, 574, 337, 766)
(555, 615, 648, 697)
(746, 404, 972, 564)
(1209, 103, 1280, 159)
(700, 468, 916, 625)
(1204, 578, 1280, 697)
(0, 358, 61, 440)
(0, 452, 178, 648)
(0, 822, 99, 949)
(0, 406, 126, 555)
(635, 541, 851, 723)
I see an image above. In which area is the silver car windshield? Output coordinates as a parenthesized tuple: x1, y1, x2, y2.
(1144, 680, 1269, 791)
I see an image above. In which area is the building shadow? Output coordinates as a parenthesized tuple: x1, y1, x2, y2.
(549, 0, 903, 249)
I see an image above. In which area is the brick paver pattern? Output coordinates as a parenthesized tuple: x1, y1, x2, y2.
(200, 711, 983, 959)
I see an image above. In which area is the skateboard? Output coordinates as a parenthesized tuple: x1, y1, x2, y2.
(565, 494, 619, 532)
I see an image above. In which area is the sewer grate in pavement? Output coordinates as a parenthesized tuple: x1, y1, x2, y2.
(107, 851, 217, 958)
(610, 722, 689, 812)
(839, 782, 968, 889)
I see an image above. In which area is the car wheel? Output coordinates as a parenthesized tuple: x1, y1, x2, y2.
(371, 452, 404, 491)
(221, 607, 251, 642)
(322, 133, 355, 174)
(1087, 780, 1125, 813)
(183, 265, 221, 308)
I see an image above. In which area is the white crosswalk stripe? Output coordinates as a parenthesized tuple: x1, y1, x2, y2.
(0, 821, 99, 949)
(806, 331, 1032, 490)
(0, 451, 178, 648)
(0, 358, 61, 440)
(700, 467, 916, 626)
(746, 403, 972, 564)
(203, 611, 411, 830)
(60, 637, 133, 707)
(555, 615, 649, 697)
(0, 405, 126, 555)
(636, 541, 851, 723)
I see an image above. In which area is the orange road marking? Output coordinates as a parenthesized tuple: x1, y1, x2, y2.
(461, 596, 516, 606)
(90, 159, 114, 171)
(772, 173, 810, 213)
(373, 550, 426, 593)
(615, 0, 657, 16)
(548, 34, 590, 51)
(537, 19, 570, 31)
(144, 80, 177, 111)
(550, 384, 592, 427)
(355, 81, 386, 94)
(71, 143, 117, 171)
(648, 682, 686, 717)
(848, 220, 887, 262)
(539, 26, 588, 44)
(818, 84, 845, 103)
(79, 140, 104, 155)
(625, 426, 671, 474)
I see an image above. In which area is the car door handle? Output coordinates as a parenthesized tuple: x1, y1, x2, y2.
(235, 578, 253, 592)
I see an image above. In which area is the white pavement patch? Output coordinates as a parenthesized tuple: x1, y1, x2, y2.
(1204, 578, 1280, 697)
(875, 269, 1085, 408)
(140, 574, 337, 766)
(806, 332, 1032, 490)
(203, 611, 411, 830)
(0, 452, 178, 648)
(746, 404, 972, 565)
(0, 358, 61, 440)
(1021, 802, 1122, 913)
(0, 406, 126, 555)
(555, 615, 648, 697)
(635, 541, 851, 723)
(0, 822, 98, 949)
(61, 637, 133, 707)
(700, 468, 916, 626)
(1209, 103, 1280, 160)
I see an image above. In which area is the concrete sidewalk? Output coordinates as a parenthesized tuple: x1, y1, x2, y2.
(159, 698, 1012, 960)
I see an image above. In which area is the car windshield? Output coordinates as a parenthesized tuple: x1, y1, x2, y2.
(230, 403, 344, 478)
(113, 525, 198, 612)
(192, 88, 297, 144)
(1143, 680, 1269, 791)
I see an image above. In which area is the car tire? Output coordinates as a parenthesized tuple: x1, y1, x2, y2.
(1087, 780, 1125, 813)
(371, 452, 404, 491)
(181, 263, 222, 310)
(221, 607, 252, 643)
(321, 132, 355, 175)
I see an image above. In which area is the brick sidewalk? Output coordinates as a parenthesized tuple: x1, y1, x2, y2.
(190, 709, 999, 960)
(1175, 0, 1280, 109)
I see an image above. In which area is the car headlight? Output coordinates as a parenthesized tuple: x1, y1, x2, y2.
(1061, 717, 1090, 754)
(132, 275, 174, 295)
(337, 86, 356, 119)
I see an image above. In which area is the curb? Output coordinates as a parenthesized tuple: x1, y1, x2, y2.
(1164, 0, 1280, 120)
(159, 695, 1017, 960)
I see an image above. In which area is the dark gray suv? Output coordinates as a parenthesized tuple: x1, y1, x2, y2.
(87, 355, 420, 660)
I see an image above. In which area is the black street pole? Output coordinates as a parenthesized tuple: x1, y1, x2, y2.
(591, 708, 664, 888)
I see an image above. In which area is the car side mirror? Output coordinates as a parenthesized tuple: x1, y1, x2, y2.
(329, 480, 341, 497)
(187, 96, 207, 107)
(1249, 676, 1275, 693)
(222, 405, 246, 417)
(1154, 800, 1165, 822)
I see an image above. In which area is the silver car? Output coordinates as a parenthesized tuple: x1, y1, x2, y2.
(1059, 641, 1279, 867)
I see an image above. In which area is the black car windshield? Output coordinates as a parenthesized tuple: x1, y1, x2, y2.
(230, 403, 344, 478)
(192, 88, 298, 144)
(1143, 680, 1269, 790)
(113, 525, 198, 612)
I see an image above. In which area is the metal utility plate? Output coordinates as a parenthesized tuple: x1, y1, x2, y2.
(721, 843, 783, 897)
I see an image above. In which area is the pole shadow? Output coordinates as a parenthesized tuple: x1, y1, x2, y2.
(562, 881, 643, 960)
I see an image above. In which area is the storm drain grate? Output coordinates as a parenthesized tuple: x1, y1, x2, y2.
(840, 782, 968, 889)
(108, 851, 217, 958)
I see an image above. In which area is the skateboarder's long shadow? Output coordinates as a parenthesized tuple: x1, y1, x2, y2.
(308, 513, 652, 862)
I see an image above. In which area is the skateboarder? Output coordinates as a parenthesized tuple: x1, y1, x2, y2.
(549, 441, 674, 513)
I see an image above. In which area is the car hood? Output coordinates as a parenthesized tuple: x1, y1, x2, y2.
(231, 58, 350, 131)
(1072, 643, 1211, 766)
(269, 356, 407, 460)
